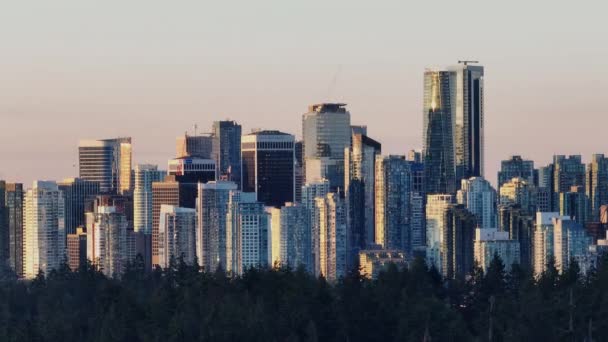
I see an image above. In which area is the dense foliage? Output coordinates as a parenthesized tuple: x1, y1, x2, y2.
(1, 255, 607, 342)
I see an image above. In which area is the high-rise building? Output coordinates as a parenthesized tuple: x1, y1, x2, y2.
(133, 164, 166, 234)
(559, 186, 589, 225)
(5, 183, 24, 276)
(457, 177, 497, 229)
(151, 176, 198, 267)
(315, 192, 347, 281)
(176, 133, 214, 159)
(552, 155, 585, 211)
(58, 178, 100, 235)
(474, 228, 520, 272)
(426, 194, 453, 274)
(23, 181, 65, 279)
(157, 205, 197, 269)
(423, 62, 484, 193)
(498, 156, 534, 189)
(498, 204, 535, 270)
(499, 177, 536, 214)
(196, 181, 238, 272)
(345, 133, 381, 253)
(302, 103, 351, 191)
(66, 227, 87, 271)
(442, 204, 476, 279)
(302, 180, 330, 274)
(212, 120, 242, 186)
(374, 156, 412, 254)
(359, 249, 407, 279)
(168, 157, 216, 184)
(78, 137, 132, 193)
(533, 212, 562, 276)
(553, 216, 593, 274)
(586, 154, 608, 221)
(241, 130, 295, 207)
(227, 192, 269, 275)
(270, 203, 312, 272)
(86, 203, 131, 277)
(294, 141, 303, 202)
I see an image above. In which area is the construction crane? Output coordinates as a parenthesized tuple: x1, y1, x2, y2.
(458, 60, 479, 65)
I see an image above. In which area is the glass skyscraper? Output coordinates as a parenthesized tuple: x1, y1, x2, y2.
(78, 137, 132, 194)
(212, 120, 242, 187)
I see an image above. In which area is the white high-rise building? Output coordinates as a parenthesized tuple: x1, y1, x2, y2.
(158, 205, 196, 269)
(301, 180, 330, 274)
(23, 181, 65, 279)
(86, 205, 130, 277)
(533, 212, 562, 277)
(457, 177, 497, 229)
(425, 194, 453, 273)
(196, 181, 238, 272)
(315, 192, 347, 281)
(270, 202, 312, 272)
(227, 192, 269, 275)
(133, 164, 166, 234)
(473, 228, 520, 272)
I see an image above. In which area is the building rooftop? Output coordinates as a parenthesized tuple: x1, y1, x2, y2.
(308, 103, 347, 113)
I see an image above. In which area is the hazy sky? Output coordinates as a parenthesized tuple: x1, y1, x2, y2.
(1, 1, 606, 186)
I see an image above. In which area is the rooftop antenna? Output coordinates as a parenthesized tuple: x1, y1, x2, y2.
(458, 60, 479, 66)
(194, 124, 198, 136)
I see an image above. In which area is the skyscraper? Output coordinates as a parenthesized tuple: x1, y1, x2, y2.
(133, 164, 165, 234)
(374, 155, 412, 254)
(58, 178, 100, 235)
(302, 180, 330, 274)
(426, 194, 453, 274)
(499, 177, 536, 214)
(345, 133, 381, 252)
(212, 120, 242, 186)
(498, 155, 535, 189)
(241, 130, 295, 207)
(559, 186, 589, 225)
(270, 203, 312, 272)
(157, 205, 197, 269)
(227, 192, 269, 275)
(553, 216, 592, 273)
(86, 203, 131, 277)
(176, 133, 214, 159)
(5, 183, 24, 276)
(315, 192, 347, 281)
(196, 181, 238, 272)
(0, 181, 6, 269)
(533, 212, 562, 276)
(302, 103, 351, 191)
(498, 204, 534, 270)
(66, 227, 87, 271)
(168, 157, 216, 184)
(23, 181, 65, 279)
(457, 177, 497, 229)
(78, 137, 132, 193)
(442, 204, 476, 279)
(586, 154, 608, 221)
(423, 62, 484, 193)
(552, 155, 586, 211)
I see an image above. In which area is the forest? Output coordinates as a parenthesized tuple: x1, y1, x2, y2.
(0, 255, 607, 342)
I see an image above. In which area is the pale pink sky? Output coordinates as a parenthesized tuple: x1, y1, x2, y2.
(0, 1, 606, 186)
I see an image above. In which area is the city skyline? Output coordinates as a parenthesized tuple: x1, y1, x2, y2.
(1, 2, 606, 185)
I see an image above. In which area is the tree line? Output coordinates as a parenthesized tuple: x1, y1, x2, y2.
(0, 254, 607, 341)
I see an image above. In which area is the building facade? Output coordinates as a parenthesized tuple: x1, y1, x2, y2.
(78, 137, 131, 193)
(474, 228, 520, 272)
(157, 205, 197, 269)
(457, 177, 497, 229)
(212, 120, 242, 186)
(270, 203, 312, 272)
(58, 178, 100, 235)
(133, 164, 166, 234)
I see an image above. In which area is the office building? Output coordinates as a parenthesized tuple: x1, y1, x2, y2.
(168, 157, 216, 184)
(133, 164, 165, 234)
(157, 205, 197, 269)
(212, 120, 242, 186)
(176, 133, 213, 159)
(58, 178, 100, 235)
(78, 137, 132, 193)
(586, 154, 608, 221)
(227, 192, 269, 275)
(474, 228, 520, 272)
(302, 103, 351, 191)
(23, 181, 65, 279)
(345, 133, 381, 252)
(457, 177, 497, 229)
(196, 181, 238, 272)
(498, 156, 534, 189)
(241, 130, 295, 207)
(5, 183, 24, 276)
(66, 227, 87, 271)
(315, 192, 347, 281)
(270, 203, 312, 272)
